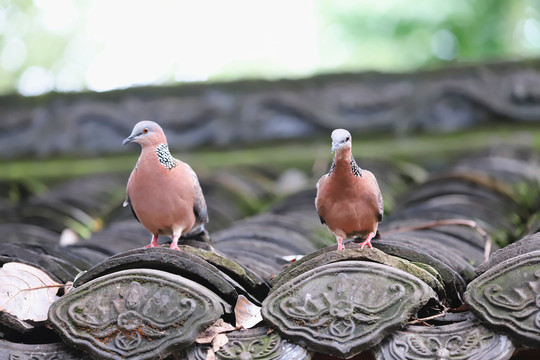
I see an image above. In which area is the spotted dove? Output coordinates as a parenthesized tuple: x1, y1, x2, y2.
(315, 129, 383, 250)
(122, 121, 208, 250)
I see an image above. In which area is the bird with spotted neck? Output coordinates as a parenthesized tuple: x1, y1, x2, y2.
(122, 120, 208, 250)
(315, 129, 383, 250)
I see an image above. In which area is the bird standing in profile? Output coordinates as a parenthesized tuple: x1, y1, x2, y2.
(315, 129, 383, 250)
(122, 121, 208, 250)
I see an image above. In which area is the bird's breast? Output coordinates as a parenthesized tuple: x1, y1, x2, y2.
(317, 173, 379, 236)
(127, 157, 196, 234)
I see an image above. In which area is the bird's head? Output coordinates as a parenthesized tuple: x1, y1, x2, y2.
(331, 129, 352, 153)
(122, 121, 167, 147)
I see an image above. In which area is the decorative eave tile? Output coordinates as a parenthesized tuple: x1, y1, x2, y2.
(0, 339, 92, 360)
(373, 313, 515, 360)
(49, 268, 225, 360)
(262, 260, 436, 358)
(183, 326, 312, 359)
(465, 250, 540, 347)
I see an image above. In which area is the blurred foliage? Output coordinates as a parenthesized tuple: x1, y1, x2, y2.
(0, 0, 539, 96)
(315, 0, 540, 71)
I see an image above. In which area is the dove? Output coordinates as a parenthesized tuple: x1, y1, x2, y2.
(122, 121, 208, 250)
(315, 129, 383, 250)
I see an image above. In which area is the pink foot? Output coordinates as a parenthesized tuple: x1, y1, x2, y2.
(337, 237, 345, 251)
(170, 233, 181, 251)
(358, 232, 375, 249)
(144, 235, 159, 248)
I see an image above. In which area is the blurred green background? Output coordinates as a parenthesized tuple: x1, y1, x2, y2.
(1, 0, 539, 96)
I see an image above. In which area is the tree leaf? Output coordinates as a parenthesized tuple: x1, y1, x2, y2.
(205, 348, 216, 360)
(197, 319, 234, 360)
(196, 318, 235, 344)
(0, 262, 62, 321)
(212, 333, 229, 352)
(234, 295, 262, 329)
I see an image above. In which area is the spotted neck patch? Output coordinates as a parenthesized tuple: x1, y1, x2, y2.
(156, 143, 178, 170)
(350, 157, 362, 177)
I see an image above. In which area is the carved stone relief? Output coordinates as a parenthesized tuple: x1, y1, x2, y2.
(49, 269, 224, 359)
(262, 260, 435, 358)
(184, 327, 312, 360)
(0, 339, 91, 360)
(2, 62, 540, 159)
(465, 251, 540, 347)
(373, 315, 515, 360)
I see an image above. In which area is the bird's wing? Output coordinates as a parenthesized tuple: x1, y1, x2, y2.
(123, 193, 140, 223)
(315, 175, 327, 224)
(186, 164, 209, 225)
(376, 189, 384, 222)
(124, 168, 141, 223)
(365, 170, 384, 222)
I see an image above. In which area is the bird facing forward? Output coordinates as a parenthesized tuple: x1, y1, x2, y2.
(315, 129, 383, 250)
(122, 121, 208, 250)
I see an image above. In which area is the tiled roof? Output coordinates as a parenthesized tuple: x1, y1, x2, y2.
(1, 149, 540, 359)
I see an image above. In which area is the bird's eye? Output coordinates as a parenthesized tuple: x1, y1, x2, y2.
(346, 137, 350, 141)
(143, 128, 149, 134)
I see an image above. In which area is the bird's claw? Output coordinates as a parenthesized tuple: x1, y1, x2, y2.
(359, 240, 373, 249)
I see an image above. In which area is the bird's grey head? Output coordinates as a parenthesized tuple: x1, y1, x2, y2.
(331, 129, 352, 153)
(122, 120, 166, 146)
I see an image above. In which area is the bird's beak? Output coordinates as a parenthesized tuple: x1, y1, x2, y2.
(331, 142, 338, 153)
(122, 135, 136, 145)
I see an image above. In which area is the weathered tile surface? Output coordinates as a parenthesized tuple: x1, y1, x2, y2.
(49, 269, 225, 360)
(465, 251, 540, 347)
(263, 260, 436, 358)
(374, 313, 515, 360)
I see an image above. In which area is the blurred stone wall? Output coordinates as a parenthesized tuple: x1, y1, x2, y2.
(1, 60, 540, 159)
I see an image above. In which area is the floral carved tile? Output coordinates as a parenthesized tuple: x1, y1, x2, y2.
(184, 326, 312, 359)
(262, 260, 436, 358)
(0, 339, 91, 360)
(373, 314, 515, 360)
(465, 250, 540, 347)
(49, 269, 225, 360)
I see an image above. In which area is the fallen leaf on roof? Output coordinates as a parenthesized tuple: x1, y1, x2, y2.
(0, 262, 63, 321)
(197, 319, 235, 360)
(235, 294, 263, 329)
(212, 333, 229, 352)
(196, 318, 235, 344)
(206, 349, 215, 360)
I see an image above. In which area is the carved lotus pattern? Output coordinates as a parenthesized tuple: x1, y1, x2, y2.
(7, 353, 74, 360)
(217, 333, 280, 360)
(375, 318, 515, 360)
(262, 260, 435, 357)
(49, 269, 224, 360)
(465, 251, 540, 346)
(185, 328, 311, 360)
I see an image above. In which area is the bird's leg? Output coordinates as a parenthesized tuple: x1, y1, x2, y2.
(358, 232, 375, 249)
(336, 236, 345, 251)
(144, 234, 159, 248)
(170, 228, 183, 250)
(170, 235, 181, 250)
